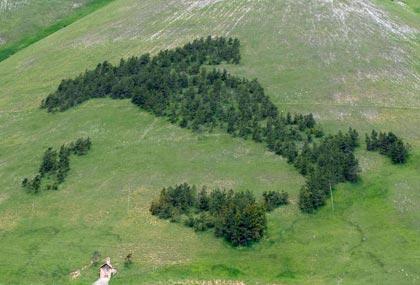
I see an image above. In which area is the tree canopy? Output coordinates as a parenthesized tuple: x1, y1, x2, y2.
(366, 130, 410, 164)
(150, 184, 287, 246)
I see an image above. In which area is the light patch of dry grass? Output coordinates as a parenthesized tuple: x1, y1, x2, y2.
(0, 208, 19, 232)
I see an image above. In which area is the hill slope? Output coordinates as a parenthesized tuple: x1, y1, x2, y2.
(0, 0, 114, 61)
(0, 0, 419, 284)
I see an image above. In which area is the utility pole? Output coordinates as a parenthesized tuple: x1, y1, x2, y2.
(31, 200, 35, 230)
(329, 182, 335, 215)
(127, 185, 131, 216)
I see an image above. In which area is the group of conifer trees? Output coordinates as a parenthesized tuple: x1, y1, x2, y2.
(297, 129, 360, 212)
(41, 36, 240, 112)
(365, 130, 410, 164)
(22, 138, 91, 193)
(40, 36, 409, 214)
(40, 36, 330, 210)
(150, 183, 288, 246)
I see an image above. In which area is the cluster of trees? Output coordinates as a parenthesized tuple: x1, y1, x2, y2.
(41, 36, 367, 214)
(365, 130, 410, 164)
(41, 36, 316, 145)
(22, 138, 91, 193)
(150, 183, 288, 246)
(297, 128, 360, 213)
(41, 36, 240, 112)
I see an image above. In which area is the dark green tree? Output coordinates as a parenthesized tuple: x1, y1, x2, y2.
(217, 191, 266, 246)
(39, 147, 58, 176)
(262, 191, 289, 211)
(389, 139, 409, 164)
(197, 187, 210, 211)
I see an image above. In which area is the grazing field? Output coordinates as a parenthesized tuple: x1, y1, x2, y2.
(0, 0, 419, 284)
(0, 0, 114, 61)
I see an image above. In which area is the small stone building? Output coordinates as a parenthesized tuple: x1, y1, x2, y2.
(99, 257, 117, 279)
(93, 257, 117, 285)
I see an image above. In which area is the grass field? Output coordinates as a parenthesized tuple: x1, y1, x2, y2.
(0, 0, 114, 61)
(0, 0, 419, 284)
(0, 0, 92, 45)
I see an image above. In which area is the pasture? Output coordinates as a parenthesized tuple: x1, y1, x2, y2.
(0, 0, 419, 284)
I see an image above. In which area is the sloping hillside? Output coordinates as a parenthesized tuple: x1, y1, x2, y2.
(0, 0, 419, 284)
(0, 0, 114, 61)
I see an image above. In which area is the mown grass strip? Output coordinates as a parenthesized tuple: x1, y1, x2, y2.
(0, 0, 115, 63)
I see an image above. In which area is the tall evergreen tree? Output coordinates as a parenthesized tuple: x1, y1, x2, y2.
(39, 147, 58, 176)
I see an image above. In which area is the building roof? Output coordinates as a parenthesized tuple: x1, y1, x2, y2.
(100, 263, 113, 270)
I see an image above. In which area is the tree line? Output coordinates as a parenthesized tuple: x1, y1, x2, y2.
(365, 130, 410, 164)
(22, 138, 91, 193)
(150, 183, 288, 246)
(41, 36, 240, 112)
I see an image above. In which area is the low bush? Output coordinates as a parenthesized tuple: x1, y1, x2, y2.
(263, 191, 289, 211)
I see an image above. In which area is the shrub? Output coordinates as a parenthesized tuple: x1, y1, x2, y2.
(70, 137, 91, 156)
(262, 191, 289, 211)
(22, 175, 42, 194)
(91, 251, 101, 267)
(298, 185, 326, 213)
(184, 211, 215, 232)
(124, 253, 133, 268)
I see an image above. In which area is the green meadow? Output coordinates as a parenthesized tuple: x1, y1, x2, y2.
(0, 0, 419, 284)
(0, 0, 114, 61)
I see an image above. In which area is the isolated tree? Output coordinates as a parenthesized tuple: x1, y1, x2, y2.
(71, 137, 91, 155)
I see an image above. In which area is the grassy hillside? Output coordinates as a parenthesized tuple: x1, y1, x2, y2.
(384, 0, 420, 14)
(0, 0, 114, 61)
(0, 0, 419, 284)
(0, 0, 91, 44)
